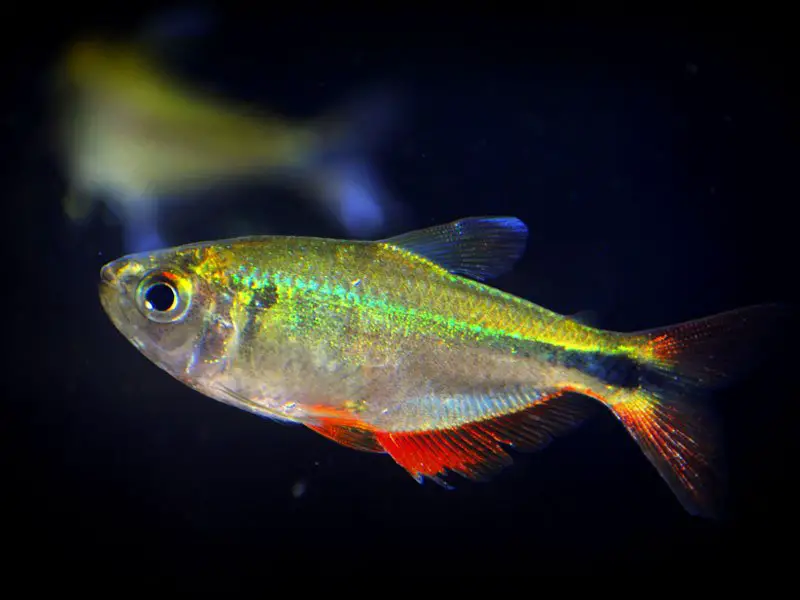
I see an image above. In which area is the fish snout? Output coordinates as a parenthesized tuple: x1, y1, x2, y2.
(100, 263, 118, 284)
(100, 265, 117, 283)
(100, 259, 133, 288)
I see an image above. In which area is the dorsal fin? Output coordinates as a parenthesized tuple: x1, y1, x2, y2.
(382, 216, 529, 281)
(373, 392, 597, 484)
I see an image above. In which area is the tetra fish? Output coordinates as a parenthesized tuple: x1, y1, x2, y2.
(55, 35, 401, 250)
(98, 216, 784, 517)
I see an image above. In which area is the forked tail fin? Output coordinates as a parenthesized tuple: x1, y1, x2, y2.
(606, 303, 792, 518)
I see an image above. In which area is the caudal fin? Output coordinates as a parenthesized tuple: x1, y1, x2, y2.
(304, 85, 408, 237)
(607, 303, 792, 518)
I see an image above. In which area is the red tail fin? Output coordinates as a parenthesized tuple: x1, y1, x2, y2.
(607, 303, 793, 518)
(636, 303, 790, 387)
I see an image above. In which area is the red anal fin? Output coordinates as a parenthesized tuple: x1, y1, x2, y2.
(374, 392, 597, 484)
(306, 421, 384, 453)
(301, 403, 385, 453)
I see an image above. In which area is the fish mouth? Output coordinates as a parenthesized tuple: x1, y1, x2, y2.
(98, 259, 133, 321)
(99, 277, 135, 331)
(100, 263, 117, 284)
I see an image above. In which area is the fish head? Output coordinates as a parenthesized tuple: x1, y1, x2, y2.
(98, 243, 237, 383)
(57, 36, 169, 119)
(61, 38, 144, 90)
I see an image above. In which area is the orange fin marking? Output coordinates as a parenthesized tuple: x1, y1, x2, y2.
(302, 404, 384, 453)
(306, 421, 384, 453)
(604, 304, 793, 518)
(608, 391, 722, 517)
(637, 303, 791, 387)
(374, 392, 597, 483)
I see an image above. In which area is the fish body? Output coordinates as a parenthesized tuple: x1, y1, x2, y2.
(55, 36, 401, 250)
(99, 216, 784, 517)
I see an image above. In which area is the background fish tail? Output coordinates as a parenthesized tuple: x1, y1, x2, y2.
(601, 303, 792, 518)
(303, 85, 406, 238)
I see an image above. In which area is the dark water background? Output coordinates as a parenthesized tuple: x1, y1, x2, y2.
(4, 6, 796, 583)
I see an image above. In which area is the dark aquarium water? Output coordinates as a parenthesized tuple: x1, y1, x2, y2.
(4, 6, 796, 585)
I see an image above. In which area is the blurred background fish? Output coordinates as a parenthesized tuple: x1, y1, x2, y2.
(51, 11, 406, 252)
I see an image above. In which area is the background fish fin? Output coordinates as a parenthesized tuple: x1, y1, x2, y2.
(137, 5, 216, 44)
(115, 194, 167, 252)
(306, 421, 384, 453)
(63, 188, 97, 222)
(134, 5, 217, 68)
(374, 391, 597, 484)
(382, 216, 529, 281)
(303, 85, 408, 238)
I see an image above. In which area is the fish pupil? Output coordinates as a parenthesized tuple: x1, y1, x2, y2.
(145, 282, 176, 312)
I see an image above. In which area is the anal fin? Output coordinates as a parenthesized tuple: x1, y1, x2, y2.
(374, 392, 597, 484)
(306, 421, 384, 453)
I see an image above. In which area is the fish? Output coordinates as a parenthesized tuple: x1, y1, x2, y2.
(53, 33, 402, 251)
(98, 216, 787, 517)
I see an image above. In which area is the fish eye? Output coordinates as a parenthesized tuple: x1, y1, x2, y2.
(144, 281, 176, 312)
(135, 270, 192, 323)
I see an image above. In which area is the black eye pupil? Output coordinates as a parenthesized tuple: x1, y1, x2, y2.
(145, 282, 176, 312)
